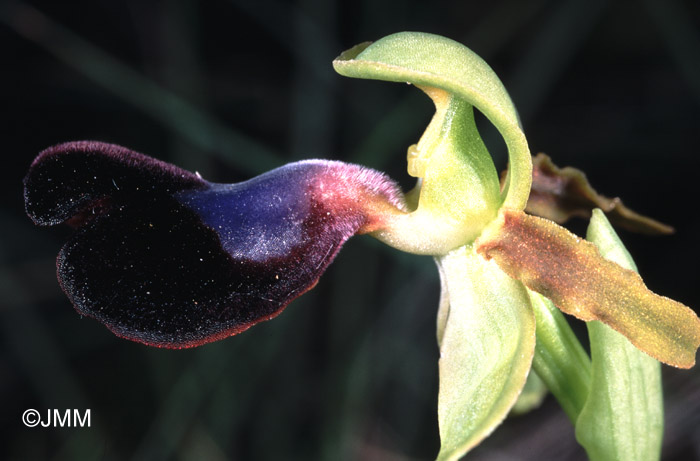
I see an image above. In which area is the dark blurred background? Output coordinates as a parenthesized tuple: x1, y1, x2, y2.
(2, 0, 700, 459)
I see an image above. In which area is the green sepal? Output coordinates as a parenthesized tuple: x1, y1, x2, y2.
(575, 209, 663, 461)
(334, 32, 532, 255)
(510, 370, 547, 415)
(435, 245, 535, 460)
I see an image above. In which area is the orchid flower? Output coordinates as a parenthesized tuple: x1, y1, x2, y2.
(24, 32, 700, 460)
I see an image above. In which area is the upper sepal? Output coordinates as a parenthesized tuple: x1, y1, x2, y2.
(334, 32, 532, 213)
(24, 142, 405, 348)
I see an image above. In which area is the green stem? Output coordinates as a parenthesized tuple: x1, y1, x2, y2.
(529, 290, 591, 423)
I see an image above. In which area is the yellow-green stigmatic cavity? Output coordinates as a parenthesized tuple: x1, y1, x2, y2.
(384, 86, 501, 252)
(334, 32, 531, 255)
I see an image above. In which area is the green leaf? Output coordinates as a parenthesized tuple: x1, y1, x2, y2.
(436, 245, 535, 460)
(333, 32, 532, 255)
(529, 290, 591, 422)
(575, 209, 663, 461)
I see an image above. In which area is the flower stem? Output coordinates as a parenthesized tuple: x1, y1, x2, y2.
(529, 290, 591, 423)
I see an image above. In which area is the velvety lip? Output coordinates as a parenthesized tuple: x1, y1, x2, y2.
(24, 141, 405, 347)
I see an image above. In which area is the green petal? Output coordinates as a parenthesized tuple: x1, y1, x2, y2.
(523, 153, 674, 235)
(334, 32, 532, 255)
(575, 209, 663, 461)
(436, 245, 535, 459)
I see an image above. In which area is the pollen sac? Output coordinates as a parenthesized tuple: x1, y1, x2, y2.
(24, 141, 404, 348)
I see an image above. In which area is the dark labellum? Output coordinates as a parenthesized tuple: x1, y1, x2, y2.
(24, 141, 404, 348)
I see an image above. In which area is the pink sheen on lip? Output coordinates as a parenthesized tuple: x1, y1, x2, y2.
(24, 141, 406, 348)
(304, 159, 408, 233)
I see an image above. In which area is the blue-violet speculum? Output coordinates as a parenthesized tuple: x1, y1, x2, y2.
(23, 31, 700, 461)
(24, 141, 405, 347)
